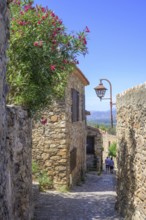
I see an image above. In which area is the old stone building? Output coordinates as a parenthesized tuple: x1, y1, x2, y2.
(102, 132, 117, 169)
(86, 126, 103, 172)
(32, 67, 89, 189)
(116, 83, 146, 220)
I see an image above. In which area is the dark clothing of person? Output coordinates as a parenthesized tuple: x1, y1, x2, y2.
(105, 157, 110, 172)
(109, 158, 114, 173)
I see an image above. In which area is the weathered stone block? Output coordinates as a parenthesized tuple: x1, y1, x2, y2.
(50, 115, 58, 122)
(0, 1, 10, 219)
(6, 106, 32, 220)
(116, 83, 146, 220)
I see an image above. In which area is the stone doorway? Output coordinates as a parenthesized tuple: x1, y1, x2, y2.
(86, 136, 97, 171)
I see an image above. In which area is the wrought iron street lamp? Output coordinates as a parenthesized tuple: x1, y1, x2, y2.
(94, 79, 115, 128)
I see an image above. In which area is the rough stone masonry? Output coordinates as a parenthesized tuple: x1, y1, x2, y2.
(116, 83, 146, 220)
(32, 68, 89, 189)
(0, 2, 33, 219)
(6, 106, 32, 220)
(0, 0, 10, 218)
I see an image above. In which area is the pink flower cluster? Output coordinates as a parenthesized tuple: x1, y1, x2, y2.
(40, 117, 47, 125)
(36, 5, 48, 13)
(37, 11, 61, 25)
(50, 12, 55, 17)
(12, 1, 89, 76)
(49, 11, 62, 26)
(41, 7, 46, 13)
(18, 20, 30, 26)
(79, 35, 87, 45)
(77, 26, 89, 45)
(50, 65, 56, 71)
(13, 0, 20, 5)
(20, 11, 25, 15)
(63, 59, 68, 64)
(33, 41, 43, 47)
(85, 26, 90, 33)
(24, 4, 33, 12)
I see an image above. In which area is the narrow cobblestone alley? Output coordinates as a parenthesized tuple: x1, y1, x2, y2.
(34, 172, 123, 220)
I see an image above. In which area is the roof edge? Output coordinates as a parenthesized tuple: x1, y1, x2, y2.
(74, 66, 90, 86)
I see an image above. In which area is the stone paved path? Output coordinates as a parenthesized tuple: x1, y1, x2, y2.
(34, 172, 123, 220)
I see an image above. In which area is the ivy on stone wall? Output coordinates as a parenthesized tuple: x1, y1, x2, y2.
(7, 0, 89, 116)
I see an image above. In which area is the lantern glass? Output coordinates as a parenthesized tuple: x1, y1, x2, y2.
(94, 83, 107, 100)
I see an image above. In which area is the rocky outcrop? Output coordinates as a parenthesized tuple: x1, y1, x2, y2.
(116, 83, 146, 220)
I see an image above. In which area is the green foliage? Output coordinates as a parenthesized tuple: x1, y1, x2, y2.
(32, 160, 53, 190)
(57, 185, 69, 193)
(107, 127, 116, 135)
(99, 124, 107, 131)
(7, 0, 89, 116)
(32, 160, 39, 175)
(108, 142, 117, 157)
(38, 171, 53, 191)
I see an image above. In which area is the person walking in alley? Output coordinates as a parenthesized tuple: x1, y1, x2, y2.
(109, 157, 114, 174)
(105, 156, 110, 173)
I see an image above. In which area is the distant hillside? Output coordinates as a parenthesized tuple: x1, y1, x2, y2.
(87, 109, 116, 126)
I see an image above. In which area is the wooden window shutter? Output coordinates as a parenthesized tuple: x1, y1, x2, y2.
(76, 90, 79, 121)
(82, 94, 85, 121)
(71, 88, 79, 122)
(71, 89, 74, 122)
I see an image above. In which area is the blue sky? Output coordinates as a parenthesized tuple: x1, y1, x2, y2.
(34, 0, 146, 111)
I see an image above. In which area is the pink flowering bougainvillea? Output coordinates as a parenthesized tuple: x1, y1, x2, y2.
(7, 0, 89, 115)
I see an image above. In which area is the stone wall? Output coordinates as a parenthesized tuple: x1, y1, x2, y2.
(6, 106, 32, 220)
(32, 101, 68, 189)
(0, 0, 10, 218)
(102, 132, 117, 170)
(32, 68, 88, 189)
(66, 71, 87, 186)
(116, 83, 146, 220)
(0, 2, 33, 219)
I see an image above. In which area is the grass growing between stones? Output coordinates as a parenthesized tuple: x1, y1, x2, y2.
(57, 185, 69, 193)
(38, 171, 53, 191)
(32, 161, 39, 178)
(32, 160, 53, 191)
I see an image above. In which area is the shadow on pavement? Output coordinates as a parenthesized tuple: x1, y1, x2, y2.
(34, 172, 122, 220)
(70, 172, 117, 193)
(34, 192, 120, 220)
